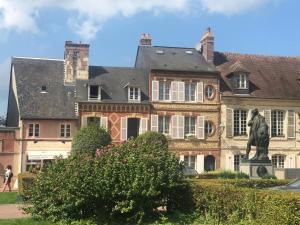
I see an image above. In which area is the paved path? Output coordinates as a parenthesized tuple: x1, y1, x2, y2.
(0, 204, 29, 219)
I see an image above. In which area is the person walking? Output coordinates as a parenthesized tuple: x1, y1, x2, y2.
(2, 165, 13, 192)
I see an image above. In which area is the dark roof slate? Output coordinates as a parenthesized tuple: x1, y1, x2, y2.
(215, 52, 300, 99)
(12, 57, 76, 119)
(135, 46, 217, 73)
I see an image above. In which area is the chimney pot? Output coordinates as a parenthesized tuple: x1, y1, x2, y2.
(140, 33, 152, 46)
(198, 27, 214, 62)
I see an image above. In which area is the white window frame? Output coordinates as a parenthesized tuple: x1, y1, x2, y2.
(236, 73, 247, 89)
(159, 81, 170, 101)
(204, 121, 214, 136)
(183, 155, 196, 169)
(158, 116, 170, 135)
(184, 116, 196, 137)
(28, 123, 40, 137)
(205, 85, 215, 99)
(272, 155, 285, 168)
(234, 154, 244, 172)
(271, 110, 284, 137)
(234, 109, 247, 136)
(60, 124, 71, 138)
(128, 87, 141, 102)
(185, 82, 196, 102)
(88, 85, 101, 101)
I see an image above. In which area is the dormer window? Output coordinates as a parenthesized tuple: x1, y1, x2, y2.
(88, 85, 101, 101)
(236, 73, 247, 89)
(128, 87, 141, 102)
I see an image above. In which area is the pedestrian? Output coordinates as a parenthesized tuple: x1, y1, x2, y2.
(1, 165, 13, 192)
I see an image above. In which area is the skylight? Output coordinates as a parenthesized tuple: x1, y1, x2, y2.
(185, 50, 193, 55)
(156, 50, 164, 54)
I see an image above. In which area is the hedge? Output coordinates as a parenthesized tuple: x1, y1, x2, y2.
(18, 172, 36, 196)
(192, 180, 300, 225)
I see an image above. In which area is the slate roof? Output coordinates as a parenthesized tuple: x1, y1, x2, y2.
(76, 66, 149, 103)
(12, 57, 77, 119)
(214, 52, 300, 99)
(135, 46, 217, 73)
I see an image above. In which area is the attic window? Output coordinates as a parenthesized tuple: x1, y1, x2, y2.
(41, 85, 47, 93)
(235, 73, 248, 89)
(128, 87, 141, 102)
(185, 50, 193, 55)
(156, 50, 164, 54)
(88, 85, 101, 101)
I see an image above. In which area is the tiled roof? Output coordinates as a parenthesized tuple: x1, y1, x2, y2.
(215, 52, 300, 99)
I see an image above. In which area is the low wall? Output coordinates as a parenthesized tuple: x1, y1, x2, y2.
(275, 168, 300, 180)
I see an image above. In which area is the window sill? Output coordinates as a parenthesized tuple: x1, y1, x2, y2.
(270, 137, 286, 141)
(88, 99, 101, 102)
(232, 136, 248, 140)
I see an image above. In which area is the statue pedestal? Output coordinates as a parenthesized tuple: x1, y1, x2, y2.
(240, 159, 274, 178)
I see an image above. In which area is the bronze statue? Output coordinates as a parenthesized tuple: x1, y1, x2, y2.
(244, 108, 269, 161)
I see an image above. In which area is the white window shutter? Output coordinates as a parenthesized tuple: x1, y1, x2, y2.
(225, 154, 234, 171)
(264, 110, 271, 129)
(178, 116, 184, 139)
(100, 117, 108, 131)
(196, 82, 204, 102)
(152, 80, 159, 101)
(197, 116, 205, 139)
(151, 115, 158, 132)
(179, 155, 185, 163)
(226, 108, 233, 138)
(177, 82, 185, 102)
(171, 115, 178, 139)
(171, 81, 178, 101)
(120, 117, 127, 141)
(139, 118, 148, 135)
(196, 155, 204, 174)
(81, 116, 87, 128)
(287, 110, 295, 139)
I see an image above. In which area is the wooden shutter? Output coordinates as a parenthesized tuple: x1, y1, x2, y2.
(226, 108, 233, 138)
(196, 82, 204, 102)
(179, 155, 185, 163)
(81, 116, 87, 128)
(152, 80, 159, 101)
(225, 154, 234, 171)
(196, 155, 204, 174)
(151, 115, 158, 132)
(171, 115, 178, 139)
(287, 110, 295, 139)
(120, 117, 127, 141)
(197, 116, 205, 139)
(139, 118, 148, 135)
(178, 116, 184, 139)
(285, 155, 296, 168)
(100, 117, 108, 131)
(171, 81, 178, 101)
(264, 110, 271, 130)
(177, 81, 185, 102)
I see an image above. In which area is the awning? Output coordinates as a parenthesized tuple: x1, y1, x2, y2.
(27, 151, 70, 160)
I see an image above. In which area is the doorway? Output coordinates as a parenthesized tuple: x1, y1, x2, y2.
(204, 155, 215, 171)
(127, 118, 140, 139)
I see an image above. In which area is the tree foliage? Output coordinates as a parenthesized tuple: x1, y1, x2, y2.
(0, 115, 6, 126)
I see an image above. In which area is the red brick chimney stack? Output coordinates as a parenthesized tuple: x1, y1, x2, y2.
(139, 33, 152, 46)
(199, 27, 214, 63)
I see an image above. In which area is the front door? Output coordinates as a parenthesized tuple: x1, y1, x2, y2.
(127, 118, 140, 139)
(204, 155, 215, 171)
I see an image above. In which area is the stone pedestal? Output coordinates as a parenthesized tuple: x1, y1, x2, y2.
(240, 159, 274, 178)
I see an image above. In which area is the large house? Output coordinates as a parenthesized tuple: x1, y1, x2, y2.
(2, 28, 300, 181)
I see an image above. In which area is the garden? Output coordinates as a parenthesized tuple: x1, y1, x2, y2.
(1, 124, 300, 225)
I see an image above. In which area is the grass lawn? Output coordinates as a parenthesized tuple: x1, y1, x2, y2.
(0, 218, 52, 225)
(0, 192, 19, 204)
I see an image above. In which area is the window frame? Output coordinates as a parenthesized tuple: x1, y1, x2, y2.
(272, 155, 285, 168)
(205, 85, 215, 100)
(233, 109, 247, 136)
(236, 73, 248, 89)
(184, 82, 196, 102)
(271, 110, 285, 137)
(184, 116, 196, 137)
(158, 81, 171, 101)
(234, 154, 245, 172)
(158, 115, 170, 135)
(204, 120, 214, 137)
(28, 123, 40, 138)
(183, 155, 196, 169)
(88, 85, 101, 101)
(60, 124, 71, 138)
(128, 87, 141, 102)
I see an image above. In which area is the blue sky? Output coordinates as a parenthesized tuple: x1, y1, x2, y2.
(0, 0, 299, 115)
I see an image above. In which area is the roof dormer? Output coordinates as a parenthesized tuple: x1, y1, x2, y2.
(228, 61, 250, 95)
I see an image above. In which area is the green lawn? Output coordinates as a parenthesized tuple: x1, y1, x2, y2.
(0, 192, 19, 204)
(0, 218, 52, 225)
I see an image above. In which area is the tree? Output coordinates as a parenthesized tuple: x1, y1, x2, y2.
(71, 123, 112, 157)
(0, 115, 6, 126)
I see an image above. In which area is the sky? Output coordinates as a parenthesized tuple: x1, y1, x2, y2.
(0, 0, 299, 115)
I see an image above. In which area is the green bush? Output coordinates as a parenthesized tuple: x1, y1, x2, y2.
(18, 172, 36, 196)
(262, 173, 277, 179)
(135, 131, 168, 148)
(198, 170, 249, 179)
(72, 123, 111, 156)
(23, 133, 183, 224)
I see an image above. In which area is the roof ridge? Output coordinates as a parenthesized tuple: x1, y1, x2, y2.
(152, 46, 195, 50)
(89, 65, 139, 69)
(13, 56, 64, 61)
(216, 51, 300, 59)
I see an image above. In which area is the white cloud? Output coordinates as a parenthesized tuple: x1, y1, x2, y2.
(0, 58, 10, 115)
(200, 0, 270, 15)
(0, 0, 277, 40)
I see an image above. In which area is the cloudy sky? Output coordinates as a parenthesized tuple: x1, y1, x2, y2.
(0, 0, 299, 115)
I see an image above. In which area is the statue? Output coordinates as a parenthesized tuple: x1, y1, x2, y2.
(244, 108, 269, 161)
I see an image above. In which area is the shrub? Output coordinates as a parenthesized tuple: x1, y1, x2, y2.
(18, 172, 36, 196)
(135, 131, 168, 148)
(262, 173, 277, 179)
(198, 170, 249, 179)
(71, 123, 111, 156)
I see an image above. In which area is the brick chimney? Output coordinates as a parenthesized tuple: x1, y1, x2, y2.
(139, 33, 152, 46)
(198, 27, 214, 63)
(64, 41, 90, 85)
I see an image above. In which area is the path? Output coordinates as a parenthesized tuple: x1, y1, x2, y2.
(0, 204, 29, 219)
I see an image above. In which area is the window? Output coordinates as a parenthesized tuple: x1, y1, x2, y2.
(88, 85, 101, 101)
(234, 155, 244, 171)
(128, 87, 140, 102)
(184, 156, 196, 169)
(41, 85, 47, 93)
(159, 81, 170, 101)
(184, 117, 196, 136)
(234, 109, 247, 136)
(205, 85, 215, 99)
(271, 110, 284, 137)
(185, 83, 196, 102)
(60, 124, 71, 138)
(87, 117, 100, 126)
(158, 116, 170, 134)
(272, 155, 285, 168)
(205, 121, 214, 136)
(28, 124, 39, 137)
(236, 73, 247, 89)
